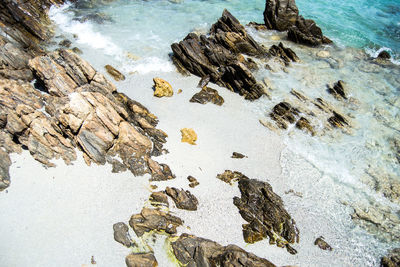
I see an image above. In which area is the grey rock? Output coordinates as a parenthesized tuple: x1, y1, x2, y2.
(113, 222, 132, 247)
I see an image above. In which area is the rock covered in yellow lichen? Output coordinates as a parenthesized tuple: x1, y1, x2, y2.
(153, 77, 173, 97)
(180, 128, 197, 145)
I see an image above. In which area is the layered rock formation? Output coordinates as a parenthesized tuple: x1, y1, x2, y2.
(264, 0, 331, 46)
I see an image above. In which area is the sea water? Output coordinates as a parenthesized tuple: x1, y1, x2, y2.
(46, 0, 400, 265)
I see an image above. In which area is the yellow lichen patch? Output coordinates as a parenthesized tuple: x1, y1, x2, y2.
(153, 77, 173, 97)
(180, 128, 197, 145)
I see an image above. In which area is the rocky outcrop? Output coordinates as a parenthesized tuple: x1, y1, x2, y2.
(113, 222, 133, 247)
(171, 9, 268, 100)
(381, 248, 400, 267)
(171, 233, 276, 267)
(0, 49, 174, 190)
(264, 0, 331, 46)
(217, 170, 247, 185)
(180, 128, 197, 145)
(126, 253, 158, 267)
(233, 177, 299, 254)
(189, 87, 224, 106)
(165, 187, 199, 211)
(153, 77, 173, 97)
(129, 208, 183, 237)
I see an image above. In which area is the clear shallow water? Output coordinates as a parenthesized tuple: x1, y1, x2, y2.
(47, 0, 400, 265)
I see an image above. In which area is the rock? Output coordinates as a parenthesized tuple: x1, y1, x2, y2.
(364, 167, 400, 204)
(328, 111, 350, 129)
(105, 65, 125, 81)
(59, 39, 72, 48)
(165, 187, 199, 211)
(327, 80, 347, 100)
(0, 149, 11, 191)
(381, 248, 400, 267)
(153, 78, 173, 97)
(171, 10, 268, 100)
(284, 189, 303, 198)
(129, 208, 183, 237)
(187, 176, 199, 188)
(217, 170, 247, 185)
(71, 47, 83, 54)
(295, 117, 315, 136)
(197, 75, 210, 88)
(189, 87, 224, 106)
(171, 233, 276, 267)
(126, 253, 158, 267)
(79, 12, 113, 24)
(264, 0, 298, 31)
(113, 222, 132, 247)
(233, 177, 299, 254)
(180, 128, 197, 145)
(314, 236, 333, 251)
(378, 51, 391, 60)
(231, 152, 247, 159)
(288, 16, 332, 46)
(177, 89, 182, 94)
(91, 256, 96, 264)
(270, 102, 299, 129)
(149, 191, 169, 207)
(268, 42, 299, 65)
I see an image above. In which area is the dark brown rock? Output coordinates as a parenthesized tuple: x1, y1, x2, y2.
(233, 177, 299, 254)
(187, 176, 199, 188)
(217, 170, 247, 185)
(287, 16, 332, 46)
(314, 236, 333, 251)
(378, 51, 391, 60)
(129, 208, 183, 237)
(189, 86, 224, 106)
(113, 222, 132, 247)
(149, 191, 169, 207)
(381, 248, 400, 267)
(105, 64, 125, 81)
(126, 253, 158, 267)
(264, 0, 299, 31)
(59, 39, 72, 48)
(165, 187, 198, 211)
(295, 117, 315, 136)
(231, 152, 247, 159)
(171, 10, 268, 100)
(327, 80, 347, 100)
(269, 42, 299, 65)
(171, 233, 276, 267)
(328, 111, 349, 129)
(270, 102, 299, 129)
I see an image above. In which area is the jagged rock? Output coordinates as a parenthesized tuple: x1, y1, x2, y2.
(187, 176, 199, 188)
(189, 87, 224, 106)
(269, 42, 299, 65)
(295, 117, 315, 136)
(378, 51, 391, 60)
(171, 233, 276, 267)
(247, 22, 268, 31)
(0, 149, 11, 191)
(149, 191, 169, 207)
(197, 75, 210, 88)
(231, 152, 247, 159)
(264, 0, 331, 46)
(264, 0, 299, 31)
(165, 187, 199, 211)
(233, 177, 299, 254)
(129, 208, 183, 237)
(270, 102, 299, 129)
(153, 77, 173, 97)
(105, 64, 125, 81)
(217, 170, 247, 185)
(314, 236, 333, 251)
(381, 248, 400, 267)
(113, 222, 132, 247)
(59, 39, 72, 48)
(171, 10, 267, 100)
(126, 253, 158, 267)
(180, 128, 197, 145)
(327, 80, 347, 100)
(328, 111, 349, 129)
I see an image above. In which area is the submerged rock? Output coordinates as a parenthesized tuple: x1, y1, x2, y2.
(129, 208, 183, 237)
(171, 233, 276, 267)
(189, 86, 224, 106)
(153, 77, 173, 97)
(381, 248, 400, 267)
(314, 236, 333, 251)
(165, 187, 199, 211)
(105, 64, 125, 81)
(113, 222, 132, 247)
(180, 128, 197, 145)
(378, 51, 391, 60)
(233, 177, 299, 254)
(126, 253, 158, 267)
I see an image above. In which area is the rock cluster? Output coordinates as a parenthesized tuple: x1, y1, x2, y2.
(264, 0, 332, 46)
(171, 9, 268, 100)
(233, 177, 299, 254)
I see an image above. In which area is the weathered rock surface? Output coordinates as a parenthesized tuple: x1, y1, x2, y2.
(171, 9, 268, 100)
(149, 191, 169, 207)
(217, 170, 247, 185)
(129, 208, 183, 237)
(378, 51, 391, 60)
(165, 187, 199, 211)
(113, 222, 132, 247)
(153, 77, 173, 97)
(171, 233, 276, 267)
(327, 80, 347, 100)
(269, 42, 299, 65)
(189, 87, 224, 106)
(231, 152, 247, 159)
(0, 49, 174, 190)
(233, 177, 299, 254)
(264, 0, 331, 46)
(105, 64, 125, 81)
(314, 236, 333, 251)
(126, 253, 158, 267)
(0, 149, 11, 191)
(381, 248, 400, 267)
(180, 128, 197, 145)
(187, 176, 199, 188)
